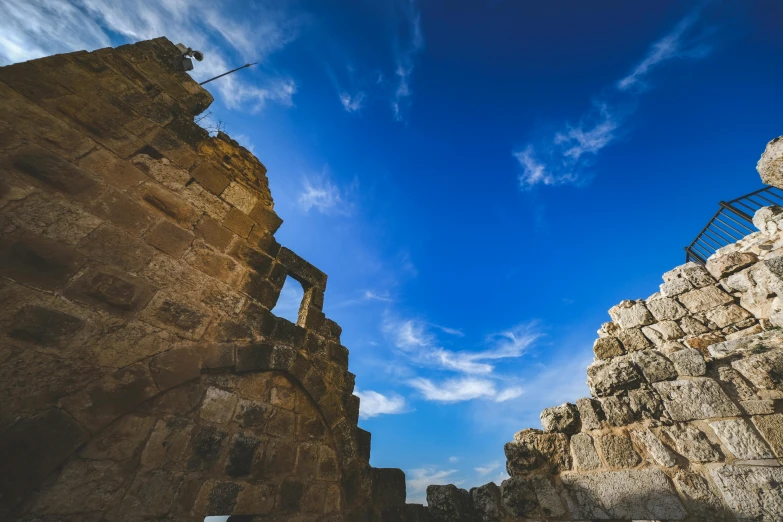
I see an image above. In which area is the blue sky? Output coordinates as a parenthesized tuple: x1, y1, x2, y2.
(4, 0, 783, 503)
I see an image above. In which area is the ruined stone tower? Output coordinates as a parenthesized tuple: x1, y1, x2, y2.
(0, 38, 421, 520)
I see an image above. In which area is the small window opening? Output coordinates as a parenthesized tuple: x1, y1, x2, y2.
(270, 276, 304, 324)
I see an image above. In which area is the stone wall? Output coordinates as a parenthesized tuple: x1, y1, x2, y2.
(0, 38, 418, 521)
(423, 139, 783, 521)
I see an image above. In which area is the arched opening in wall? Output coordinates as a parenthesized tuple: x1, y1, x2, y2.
(271, 275, 304, 324)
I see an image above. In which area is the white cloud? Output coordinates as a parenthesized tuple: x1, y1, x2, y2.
(475, 461, 500, 476)
(364, 290, 393, 302)
(0, 0, 300, 113)
(391, 0, 424, 121)
(448, 456, 459, 463)
(515, 7, 714, 189)
(339, 91, 365, 113)
(354, 389, 407, 419)
(406, 467, 461, 504)
(408, 377, 523, 404)
(298, 169, 351, 216)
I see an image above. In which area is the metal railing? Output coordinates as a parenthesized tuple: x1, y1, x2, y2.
(685, 186, 783, 264)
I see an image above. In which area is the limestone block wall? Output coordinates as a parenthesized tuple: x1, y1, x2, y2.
(0, 38, 414, 521)
(424, 175, 783, 519)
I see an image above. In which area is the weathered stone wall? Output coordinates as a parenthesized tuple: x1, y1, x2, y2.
(424, 141, 783, 521)
(0, 38, 415, 521)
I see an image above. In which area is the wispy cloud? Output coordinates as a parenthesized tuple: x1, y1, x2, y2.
(475, 461, 501, 476)
(515, 6, 715, 188)
(391, 0, 424, 121)
(406, 467, 461, 504)
(354, 389, 408, 418)
(339, 91, 366, 113)
(298, 167, 352, 216)
(409, 377, 522, 403)
(0, 0, 300, 112)
(448, 456, 459, 463)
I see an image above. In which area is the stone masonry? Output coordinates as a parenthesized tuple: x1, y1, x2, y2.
(422, 137, 783, 521)
(0, 38, 415, 521)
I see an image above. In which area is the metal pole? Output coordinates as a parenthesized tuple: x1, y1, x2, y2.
(199, 62, 258, 86)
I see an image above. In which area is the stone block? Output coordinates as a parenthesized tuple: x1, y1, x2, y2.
(277, 247, 328, 290)
(222, 207, 255, 237)
(706, 303, 752, 328)
(427, 484, 473, 521)
(561, 469, 687, 520)
(671, 468, 731, 521)
(630, 349, 677, 382)
(60, 362, 159, 433)
(80, 414, 156, 462)
(139, 291, 211, 340)
(630, 428, 676, 467)
(8, 144, 98, 197)
(183, 240, 244, 285)
(4, 191, 103, 245)
(357, 428, 371, 461)
(249, 201, 283, 234)
(707, 251, 758, 280)
(317, 445, 339, 481)
(79, 147, 148, 189)
(0, 407, 88, 512)
(195, 214, 234, 251)
(608, 300, 654, 329)
(8, 304, 84, 346)
(653, 378, 741, 421)
(593, 336, 624, 359)
(595, 433, 640, 468)
(144, 219, 194, 258)
(628, 386, 665, 419)
(0, 234, 86, 291)
(679, 315, 710, 336)
(708, 329, 783, 359)
(709, 418, 774, 460)
(149, 347, 200, 391)
(752, 413, 783, 458)
(758, 137, 783, 187)
(78, 223, 155, 272)
(372, 468, 406, 506)
(505, 429, 571, 476)
(615, 326, 652, 352)
(667, 348, 706, 376)
(136, 182, 200, 225)
(678, 285, 733, 313)
(88, 188, 157, 235)
(575, 397, 604, 430)
(731, 347, 783, 391)
(233, 483, 275, 515)
(647, 296, 688, 321)
(741, 399, 776, 415)
(660, 277, 694, 297)
(190, 161, 231, 195)
(241, 271, 281, 309)
(63, 266, 156, 317)
(664, 423, 723, 462)
(221, 181, 258, 214)
(641, 320, 685, 346)
(471, 482, 499, 522)
(540, 402, 580, 434)
(225, 433, 261, 477)
(586, 356, 644, 397)
(570, 433, 601, 471)
(710, 464, 783, 521)
(685, 331, 726, 351)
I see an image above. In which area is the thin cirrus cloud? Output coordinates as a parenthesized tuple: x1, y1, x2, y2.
(297, 169, 353, 216)
(406, 467, 461, 504)
(354, 389, 408, 419)
(0, 0, 300, 113)
(382, 317, 537, 403)
(515, 6, 715, 189)
(474, 461, 501, 476)
(391, 0, 424, 122)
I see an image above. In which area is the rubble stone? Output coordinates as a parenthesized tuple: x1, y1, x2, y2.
(570, 433, 601, 471)
(608, 300, 654, 329)
(653, 378, 741, 421)
(667, 348, 706, 376)
(540, 402, 580, 434)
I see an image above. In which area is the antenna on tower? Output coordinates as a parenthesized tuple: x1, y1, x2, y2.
(199, 62, 258, 86)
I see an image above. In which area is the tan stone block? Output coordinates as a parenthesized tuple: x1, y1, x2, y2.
(144, 220, 195, 258)
(136, 182, 200, 226)
(181, 179, 231, 220)
(752, 413, 783, 458)
(200, 386, 238, 424)
(222, 207, 254, 238)
(233, 483, 275, 515)
(130, 150, 191, 190)
(138, 291, 211, 340)
(249, 201, 283, 234)
(190, 161, 231, 195)
(221, 181, 258, 214)
(678, 285, 733, 313)
(145, 127, 198, 169)
(85, 189, 156, 235)
(63, 265, 156, 318)
(3, 192, 102, 245)
(195, 214, 234, 251)
(78, 223, 155, 272)
(183, 240, 244, 285)
(6, 144, 99, 199)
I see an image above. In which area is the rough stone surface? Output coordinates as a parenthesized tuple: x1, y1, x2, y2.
(653, 378, 741, 421)
(630, 429, 677, 467)
(711, 464, 783, 521)
(608, 300, 654, 329)
(575, 397, 604, 430)
(752, 413, 783, 458)
(561, 469, 687, 520)
(647, 296, 688, 321)
(664, 424, 723, 463)
(678, 285, 733, 313)
(709, 419, 774, 460)
(707, 251, 758, 279)
(630, 349, 677, 382)
(540, 402, 580, 434)
(732, 348, 783, 391)
(667, 348, 706, 376)
(593, 336, 624, 359)
(427, 484, 473, 522)
(570, 433, 601, 471)
(587, 356, 644, 397)
(595, 434, 641, 469)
